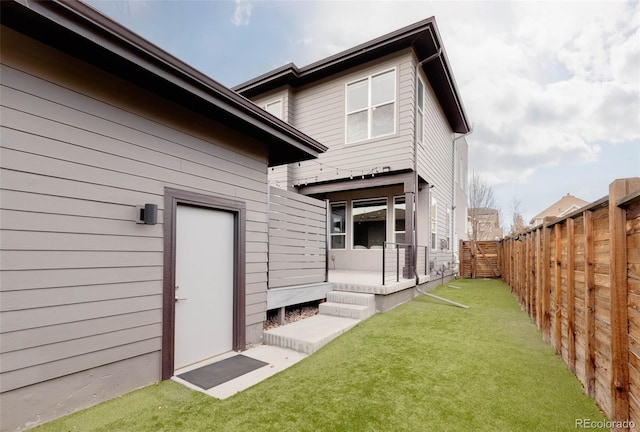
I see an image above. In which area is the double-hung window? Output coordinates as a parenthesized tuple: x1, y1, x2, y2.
(330, 202, 346, 249)
(346, 69, 396, 143)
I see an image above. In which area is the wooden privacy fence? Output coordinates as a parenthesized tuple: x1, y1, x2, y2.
(267, 187, 327, 289)
(459, 240, 500, 278)
(500, 178, 640, 431)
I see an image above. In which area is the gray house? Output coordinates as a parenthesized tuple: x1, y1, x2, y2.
(0, 1, 325, 430)
(235, 18, 471, 280)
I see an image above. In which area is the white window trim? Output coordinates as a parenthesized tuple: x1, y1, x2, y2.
(352, 197, 388, 249)
(264, 98, 283, 120)
(344, 68, 397, 144)
(430, 197, 437, 251)
(330, 201, 347, 250)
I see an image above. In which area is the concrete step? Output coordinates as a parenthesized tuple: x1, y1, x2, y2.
(263, 315, 360, 354)
(326, 291, 375, 307)
(319, 301, 375, 320)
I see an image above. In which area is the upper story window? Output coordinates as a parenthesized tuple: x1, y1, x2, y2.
(416, 78, 425, 145)
(265, 99, 283, 119)
(345, 69, 396, 144)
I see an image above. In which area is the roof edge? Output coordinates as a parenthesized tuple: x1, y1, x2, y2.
(2, 0, 327, 162)
(233, 17, 470, 134)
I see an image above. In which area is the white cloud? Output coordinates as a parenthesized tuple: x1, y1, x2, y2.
(268, 1, 640, 188)
(231, 0, 253, 26)
(444, 2, 638, 185)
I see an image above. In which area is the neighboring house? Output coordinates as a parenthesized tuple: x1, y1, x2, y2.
(234, 17, 471, 278)
(530, 193, 589, 226)
(0, 1, 325, 430)
(468, 207, 503, 241)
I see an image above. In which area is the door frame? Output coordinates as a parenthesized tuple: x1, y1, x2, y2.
(162, 187, 246, 380)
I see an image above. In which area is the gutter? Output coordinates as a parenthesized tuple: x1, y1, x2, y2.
(2, 0, 327, 159)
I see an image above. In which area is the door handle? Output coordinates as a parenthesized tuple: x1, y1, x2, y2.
(175, 285, 186, 301)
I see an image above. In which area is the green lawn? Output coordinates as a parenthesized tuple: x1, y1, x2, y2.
(34, 279, 607, 431)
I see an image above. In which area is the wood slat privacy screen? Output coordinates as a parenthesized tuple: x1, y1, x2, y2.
(268, 187, 327, 289)
(498, 178, 640, 432)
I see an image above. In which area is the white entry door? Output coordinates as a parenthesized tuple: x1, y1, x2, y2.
(174, 204, 235, 371)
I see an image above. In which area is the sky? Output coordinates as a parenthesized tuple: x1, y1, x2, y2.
(84, 0, 640, 226)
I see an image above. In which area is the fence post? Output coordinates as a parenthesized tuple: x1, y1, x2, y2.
(554, 223, 562, 355)
(535, 228, 542, 329)
(542, 220, 552, 342)
(583, 209, 596, 398)
(608, 179, 637, 428)
(471, 240, 476, 279)
(566, 217, 576, 373)
(524, 235, 528, 312)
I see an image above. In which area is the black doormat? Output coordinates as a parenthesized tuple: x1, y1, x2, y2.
(177, 355, 269, 390)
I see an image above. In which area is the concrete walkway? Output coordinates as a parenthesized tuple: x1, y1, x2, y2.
(173, 298, 367, 399)
(264, 314, 360, 354)
(172, 344, 307, 399)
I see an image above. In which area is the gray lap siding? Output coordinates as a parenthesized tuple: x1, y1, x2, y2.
(0, 26, 268, 427)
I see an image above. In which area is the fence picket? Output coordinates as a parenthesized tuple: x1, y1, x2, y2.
(460, 178, 640, 430)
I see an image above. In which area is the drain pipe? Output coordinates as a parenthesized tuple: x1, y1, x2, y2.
(452, 127, 473, 276)
(414, 264, 469, 309)
(414, 47, 442, 284)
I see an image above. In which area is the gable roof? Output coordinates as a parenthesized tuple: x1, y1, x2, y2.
(0, 0, 327, 167)
(530, 194, 590, 225)
(233, 17, 471, 134)
(469, 207, 500, 216)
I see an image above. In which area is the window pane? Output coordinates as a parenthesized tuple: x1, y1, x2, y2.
(331, 234, 345, 249)
(353, 199, 387, 248)
(265, 100, 282, 119)
(371, 103, 394, 137)
(416, 111, 423, 143)
(347, 111, 368, 143)
(346, 79, 368, 112)
(417, 79, 424, 108)
(394, 197, 405, 232)
(371, 70, 395, 105)
(331, 203, 346, 234)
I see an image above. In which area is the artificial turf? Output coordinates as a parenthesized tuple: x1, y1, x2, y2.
(33, 279, 607, 431)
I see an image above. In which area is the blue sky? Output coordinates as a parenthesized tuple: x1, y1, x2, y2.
(84, 0, 639, 226)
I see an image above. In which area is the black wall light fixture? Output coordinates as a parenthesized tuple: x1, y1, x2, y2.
(136, 204, 158, 225)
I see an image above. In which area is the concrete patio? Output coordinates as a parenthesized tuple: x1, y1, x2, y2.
(328, 269, 418, 295)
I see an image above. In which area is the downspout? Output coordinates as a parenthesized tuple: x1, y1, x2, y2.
(414, 47, 442, 283)
(452, 127, 473, 276)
